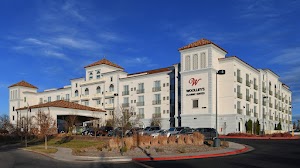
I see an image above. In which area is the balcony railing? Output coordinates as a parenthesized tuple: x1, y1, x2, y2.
(289, 111, 292, 115)
(136, 102, 145, 106)
(263, 114, 266, 119)
(254, 84, 258, 90)
(263, 101, 266, 106)
(275, 104, 278, 110)
(237, 109, 243, 114)
(237, 76, 243, 83)
(269, 90, 273, 96)
(152, 113, 161, 118)
(254, 112, 258, 117)
(136, 89, 145, 94)
(275, 117, 278, 121)
(122, 91, 129, 96)
(137, 114, 145, 119)
(152, 87, 161, 92)
(289, 101, 291, 105)
(246, 96, 250, 102)
(246, 111, 251, 116)
(279, 107, 282, 111)
(122, 103, 129, 107)
(262, 87, 266, 93)
(275, 93, 278, 98)
(269, 103, 273, 108)
(246, 80, 250, 87)
(237, 93, 243, 99)
(254, 98, 258, 104)
(278, 95, 281, 100)
(152, 100, 161, 105)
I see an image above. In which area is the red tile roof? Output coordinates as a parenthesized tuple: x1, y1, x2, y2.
(9, 80, 38, 89)
(16, 100, 105, 112)
(128, 67, 171, 76)
(178, 38, 227, 53)
(84, 58, 124, 69)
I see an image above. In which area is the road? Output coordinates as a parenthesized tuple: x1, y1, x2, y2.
(1, 139, 299, 168)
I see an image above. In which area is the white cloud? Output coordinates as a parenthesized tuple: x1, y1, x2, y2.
(62, 0, 86, 22)
(123, 57, 158, 68)
(52, 36, 101, 50)
(24, 38, 52, 46)
(270, 47, 300, 65)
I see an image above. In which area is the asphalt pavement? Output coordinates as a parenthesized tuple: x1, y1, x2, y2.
(1, 139, 299, 168)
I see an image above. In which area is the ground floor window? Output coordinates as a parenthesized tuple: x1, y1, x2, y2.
(193, 99, 199, 108)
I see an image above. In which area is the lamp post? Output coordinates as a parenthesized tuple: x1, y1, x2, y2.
(262, 96, 268, 135)
(213, 70, 225, 147)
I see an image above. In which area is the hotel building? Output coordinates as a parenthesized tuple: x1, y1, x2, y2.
(9, 38, 292, 133)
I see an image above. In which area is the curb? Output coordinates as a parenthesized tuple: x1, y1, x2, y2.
(132, 145, 250, 161)
(21, 148, 56, 160)
(219, 136, 300, 140)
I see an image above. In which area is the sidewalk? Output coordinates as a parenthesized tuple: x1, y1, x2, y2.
(24, 142, 251, 162)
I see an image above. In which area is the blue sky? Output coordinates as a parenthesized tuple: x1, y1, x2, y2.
(0, 0, 299, 120)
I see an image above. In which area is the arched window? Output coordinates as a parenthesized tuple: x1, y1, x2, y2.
(185, 55, 190, 71)
(96, 86, 101, 93)
(200, 52, 206, 68)
(85, 88, 89, 95)
(75, 90, 78, 97)
(109, 84, 114, 92)
(193, 54, 198, 70)
(96, 71, 101, 79)
(89, 72, 93, 80)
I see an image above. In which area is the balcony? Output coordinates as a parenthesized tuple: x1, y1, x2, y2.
(71, 96, 80, 101)
(152, 113, 161, 118)
(278, 95, 281, 100)
(246, 111, 251, 116)
(246, 96, 250, 102)
(269, 90, 273, 96)
(81, 95, 90, 100)
(289, 101, 291, 105)
(269, 103, 273, 108)
(269, 116, 273, 120)
(254, 98, 258, 104)
(285, 100, 288, 104)
(104, 92, 115, 98)
(262, 87, 266, 93)
(254, 112, 258, 118)
(152, 100, 161, 105)
(152, 87, 161, 92)
(279, 107, 282, 111)
(254, 84, 258, 90)
(282, 97, 284, 102)
(246, 80, 250, 87)
(275, 117, 278, 121)
(275, 104, 278, 110)
(136, 89, 145, 94)
(275, 93, 278, 98)
(237, 76, 243, 83)
(263, 114, 266, 119)
(122, 91, 129, 96)
(137, 114, 145, 119)
(237, 93, 243, 99)
(136, 102, 145, 106)
(122, 103, 129, 107)
(237, 109, 243, 114)
(105, 103, 114, 110)
(289, 111, 292, 115)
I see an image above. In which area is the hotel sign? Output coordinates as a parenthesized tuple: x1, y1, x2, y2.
(186, 78, 205, 96)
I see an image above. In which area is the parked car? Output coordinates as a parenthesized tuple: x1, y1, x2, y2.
(176, 127, 194, 137)
(194, 128, 217, 140)
(126, 127, 143, 137)
(108, 127, 130, 137)
(98, 126, 114, 136)
(150, 129, 168, 138)
(140, 126, 161, 136)
(81, 128, 93, 136)
(166, 127, 186, 137)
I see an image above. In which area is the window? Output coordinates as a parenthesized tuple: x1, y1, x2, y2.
(57, 95, 60, 100)
(123, 97, 129, 104)
(185, 55, 190, 71)
(24, 97, 26, 102)
(85, 88, 89, 95)
(154, 94, 161, 101)
(110, 76, 113, 82)
(96, 86, 101, 94)
(109, 84, 114, 92)
(193, 54, 198, 70)
(200, 52, 206, 68)
(155, 107, 161, 113)
(96, 71, 101, 79)
(154, 80, 161, 88)
(193, 99, 199, 108)
(138, 95, 144, 102)
(75, 83, 78, 87)
(66, 94, 70, 101)
(89, 72, 93, 80)
(109, 98, 114, 104)
(12, 106, 15, 111)
(138, 83, 144, 90)
(48, 96, 51, 102)
(39, 98, 43, 104)
(96, 99, 101, 105)
(138, 108, 144, 119)
(84, 101, 89, 106)
(75, 90, 79, 97)
(12, 115, 15, 121)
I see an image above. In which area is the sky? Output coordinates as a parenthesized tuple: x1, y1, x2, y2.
(0, 0, 299, 121)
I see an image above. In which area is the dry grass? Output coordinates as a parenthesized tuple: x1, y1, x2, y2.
(124, 137, 134, 149)
(151, 137, 159, 146)
(192, 132, 204, 145)
(140, 136, 151, 147)
(184, 135, 193, 145)
(168, 136, 177, 145)
(108, 137, 120, 149)
(177, 135, 185, 145)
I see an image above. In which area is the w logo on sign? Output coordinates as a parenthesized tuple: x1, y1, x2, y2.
(189, 78, 201, 86)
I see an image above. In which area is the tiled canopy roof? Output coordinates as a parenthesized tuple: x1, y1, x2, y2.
(128, 67, 171, 76)
(9, 80, 38, 89)
(178, 38, 227, 53)
(16, 100, 105, 112)
(84, 58, 124, 69)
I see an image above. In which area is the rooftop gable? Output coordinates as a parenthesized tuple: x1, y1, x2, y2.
(178, 38, 227, 53)
(84, 58, 123, 69)
(9, 80, 38, 89)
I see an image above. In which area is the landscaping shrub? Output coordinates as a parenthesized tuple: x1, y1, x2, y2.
(158, 135, 168, 145)
(184, 135, 193, 145)
(154, 147, 164, 152)
(192, 132, 204, 145)
(168, 135, 177, 145)
(124, 137, 134, 149)
(108, 137, 120, 149)
(221, 141, 229, 147)
(151, 136, 159, 146)
(139, 135, 151, 147)
(177, 135, 185, 145)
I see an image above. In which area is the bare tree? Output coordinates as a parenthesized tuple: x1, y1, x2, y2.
(150, 115, 161, 127)
(34, 109, 56, 150)
(0, 114, 14, 132)
(65, 115, 78, 134)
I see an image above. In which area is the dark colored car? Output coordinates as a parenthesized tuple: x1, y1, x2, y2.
(99, 126, 114, 136)
(126, 127, 143, 137)
(177, 127, 194, 135)
(108, 127, 127, 137)
(194, 128, 217, 140)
